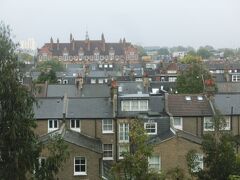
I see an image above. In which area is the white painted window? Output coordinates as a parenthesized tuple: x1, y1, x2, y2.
(144, 122, 157, 135)
(103, 144, 113, 160)
(104, 64, 108, 68)
(119, 144, 129, 159)
(232, 75, 240, 82)
(173, 117, 183, 130)
(109, 64, 113, 68)
(220, 117, 231, 131)
(63, 79, 68, 84)
(192, 154, 203, 172)
(91, 79, 96, 84)
(70, 119, 80, 132)
(98, 79, 104, 84)
(119, 123, 129, 142)
(121, 100, 148, 111)
(48, 119, 58, 132)
(38, 157, 46, 167)
(74, 157, 87, 175)
(169, 77, 177, 82)
(167, 70, 177, 74)
(104, 78, 108, 83)
(197, 96, 203, 101)
(185, 96, 191, 101)
(99, 64, 103, 68)
(148, 156, 161, 172)
(204, 117, 214, 131)
(102, 119, 113, 133)
(57, 79, 62, 84)
(135, 78, 143, 82)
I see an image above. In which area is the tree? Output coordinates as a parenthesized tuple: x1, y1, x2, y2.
(36, 59, 65, 72)
(18, 52, 34, 63)
(112, 119, 154, 180)
(181, 54, 202, 64)
(0, 22, 68, 179)
(134, 45, 147, 57)
(34, 135, 69, 180)
(186, 112, 240, 180)
(157, 48, 169, 55)
(197, 48, 212, 59)
(37, 69, 58, 83)
(176, 63, 215, 94)
(223, 48, 235, 59)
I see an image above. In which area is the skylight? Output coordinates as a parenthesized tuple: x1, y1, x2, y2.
(197, 96, 203, 101)
(185, 96, 191, 101)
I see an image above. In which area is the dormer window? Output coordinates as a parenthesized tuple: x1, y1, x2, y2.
(63, 52, 68, 61)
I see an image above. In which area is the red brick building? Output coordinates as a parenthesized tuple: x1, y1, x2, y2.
(37, 33, 139, 64)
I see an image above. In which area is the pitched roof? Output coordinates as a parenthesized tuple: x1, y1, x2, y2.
(67, 97, 113, 118)
(34, 98, 64, 119)
(216, 82, 240, 93)
(167, 94, 213, 116)
(213, 93, 240, 115)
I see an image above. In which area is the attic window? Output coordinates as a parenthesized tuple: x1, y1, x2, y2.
(152, 88, 159, 94)
(197, 96, 203, 101)
(118, 86, 122, 92)
(185, 96, 191, 101)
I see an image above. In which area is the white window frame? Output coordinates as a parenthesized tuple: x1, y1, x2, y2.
(48, 119, 59, 133)
(91, 79, 96, 84)
(168, 77, 177, 82)
(103, 144, 113, 160)
(119, 144, 129, 159)
(70, 119, 80, 132)
(63, 79, 68, 84)
(144, 122, 157, 135)
(74, 157, 87, 176)
(102, 119, 113, 134)
(98, 79, 104, 84)
(148, 155, 161, 172)
(119, 123, 129, 143)
(232, 74, 240, 82)
(173, 117, 183, 130)
(192, 154, 203, 172)
(121, 100, 148, 112)
(220, 117, 231, 131)
(204, 117, 214, 131)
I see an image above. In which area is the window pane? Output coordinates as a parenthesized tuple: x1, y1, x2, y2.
(76, 120, 80, 128)
(49, 120, 52, 128)
(54, 120, 58, 128)
(71, 120, 75, 128)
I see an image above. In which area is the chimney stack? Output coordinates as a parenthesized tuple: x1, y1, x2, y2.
(72, 38, 75, 51)
(50, 37, 53, 50)
(101, 33, 105, 52)
(57, 38, 59, 50)
(70, 33, 73, 42)
(111, 80, 118, 118)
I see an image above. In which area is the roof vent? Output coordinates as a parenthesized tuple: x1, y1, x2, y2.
(185, 96, 191, 101)
(197, 96, 203, 101)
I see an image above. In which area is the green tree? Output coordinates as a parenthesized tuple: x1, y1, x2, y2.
(37, 69, 57, 83)
(18, 52, 34, 63)
(134, 45, 147, 57)
(36, 59, 65, 72)
(157, 48, 169, 55)
(181, 54, 202, 64)
(197, 48, 212, 59)
(112, 119, 154, 180)
(223, 48, 235, 59)
(0, 22, 68, 179)
(186, 112, 240, 180)
(176, 63, 215, 94)
(34, 135, 69, 180)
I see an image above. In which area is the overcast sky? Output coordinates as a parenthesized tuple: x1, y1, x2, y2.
(1, 0, 240, 49)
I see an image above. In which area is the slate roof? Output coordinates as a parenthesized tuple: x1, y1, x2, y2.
(117, 81, 147, 95)
(47, 84, 111, 98)
(39, 127, 102, 153)
(213, 93, 240, 115)
(216, 82, 240, 93)
(149, 95, 165, 113)
(67, 97, 113, 118)
(39, 41, 132, 56)
(34, 98, 64, 119)
(167, 94, 213, 116)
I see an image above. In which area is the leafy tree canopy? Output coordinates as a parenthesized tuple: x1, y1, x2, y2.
(112, 119, 155, 180)
(176, 63, 215, 94)
(197, 47, 212, 59)
(36, 59, 65, 72)
(37, 69, 58, 84)
(157, 48, 169, 55)
(180, 54, 202, 64)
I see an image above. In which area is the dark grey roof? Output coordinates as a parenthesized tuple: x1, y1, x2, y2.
(47, 84, 111, 98)
(67, 97, 113, 118)
(213, 74, 226, 82)
(34, 98, 64, 119)
(64, 130, 102, 153)
(148, 130, 175, 144)
(216, 82, 240, 93)
(149, 96, 165, 113)
(118, 81, 147, 95)
(39, 127, 102, 153)
(176, 130, 202, 144)
(213, 93, 240, 115)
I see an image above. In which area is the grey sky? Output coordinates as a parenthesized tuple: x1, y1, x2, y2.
(1, 0, 240, 49)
